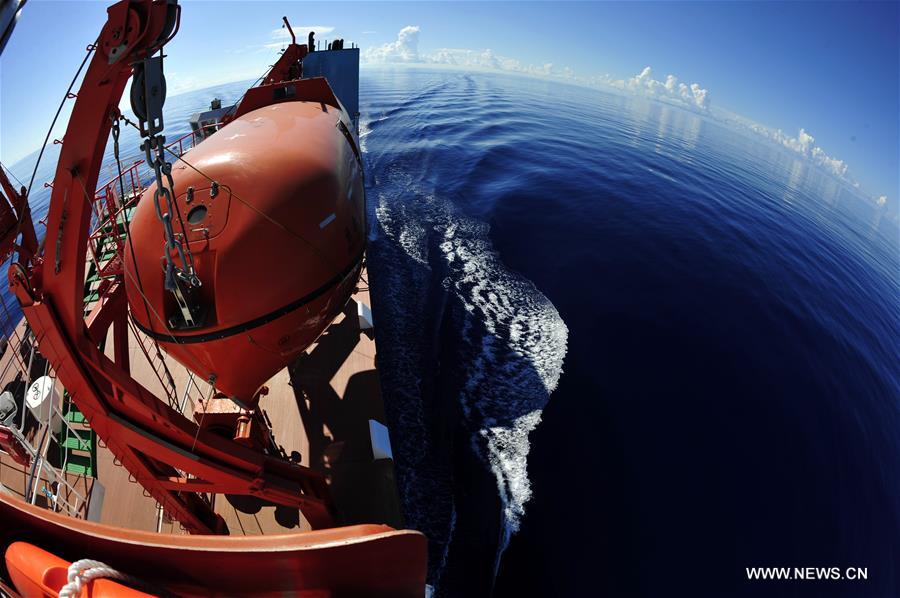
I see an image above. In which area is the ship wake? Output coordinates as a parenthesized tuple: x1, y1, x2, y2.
(440, 214, 568, 545)
(362, 99, 568, 591)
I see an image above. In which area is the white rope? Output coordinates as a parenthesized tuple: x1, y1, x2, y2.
(58, 559, 141, 598)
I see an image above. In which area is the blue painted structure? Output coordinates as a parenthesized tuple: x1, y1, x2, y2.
(302, 48, 360, 132)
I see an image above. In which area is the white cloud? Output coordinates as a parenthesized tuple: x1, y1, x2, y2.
(362, 30, 708, 112)
(267, 24, 335, 49)
(528, 63, 555, 77)
(360, 26, 886, 205)
(745, 124, 849, 178)
(362, 26, 565, 76)
(424, 47, 523, 72)
(272, 24, 334, 40)
(363, 25, 421, 63)
(599, 66, 710, 111)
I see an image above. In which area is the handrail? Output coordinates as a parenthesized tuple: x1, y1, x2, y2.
(53, 124, 221, 207)
(91, 129, 200, 204)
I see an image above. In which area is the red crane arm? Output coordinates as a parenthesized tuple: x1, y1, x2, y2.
(34, 0, 173, 338)
(0, 167, 37, 263)
(262, 18, 308, 86)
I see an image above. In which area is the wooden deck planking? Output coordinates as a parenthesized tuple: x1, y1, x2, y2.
(0, 265, 404, 537)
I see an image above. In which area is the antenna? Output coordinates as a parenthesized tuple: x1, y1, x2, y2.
(281, 16, 296, 45)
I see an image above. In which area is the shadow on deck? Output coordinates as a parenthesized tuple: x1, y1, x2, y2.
(288, 299, 404, 529)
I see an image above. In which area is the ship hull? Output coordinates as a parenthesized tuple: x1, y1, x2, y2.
(0, 493, 426, 596)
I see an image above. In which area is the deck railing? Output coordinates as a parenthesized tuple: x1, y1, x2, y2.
(9, 121, 225, 522)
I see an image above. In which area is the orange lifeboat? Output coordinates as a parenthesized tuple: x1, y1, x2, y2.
(125, 94, 366, 403)
(5, 542, 151, 598)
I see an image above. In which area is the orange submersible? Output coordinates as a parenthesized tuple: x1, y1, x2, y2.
(125, 31, 366, 406)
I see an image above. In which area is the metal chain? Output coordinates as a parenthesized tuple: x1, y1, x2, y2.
(110, 118, 127, 209)
(110, 121, 181, 409)
(141, 136, 198, 291)
(132, 50, 203, 330)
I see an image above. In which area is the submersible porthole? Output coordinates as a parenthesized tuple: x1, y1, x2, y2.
(187, 205, 208, 224)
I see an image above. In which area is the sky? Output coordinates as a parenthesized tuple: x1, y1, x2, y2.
(1, 1, 897, 203)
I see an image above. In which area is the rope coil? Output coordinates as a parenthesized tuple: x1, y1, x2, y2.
(58, 559, 140, 598)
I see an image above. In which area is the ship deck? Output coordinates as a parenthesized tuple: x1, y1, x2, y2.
(0, 265, 404, 536)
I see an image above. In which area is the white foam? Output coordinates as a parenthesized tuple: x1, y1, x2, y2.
(358, 115, 387, 154)
(483, 410, 543, 543)
(366, 110, 568, 587)
(439, 211, 568, 550)
(378, 183, 568, 547)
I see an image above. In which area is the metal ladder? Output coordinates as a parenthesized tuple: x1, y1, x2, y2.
(58, 392, 96, 478)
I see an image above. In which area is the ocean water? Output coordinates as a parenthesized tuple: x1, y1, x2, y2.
(357, 69, 898, 597)
(7, 68, 899, 597)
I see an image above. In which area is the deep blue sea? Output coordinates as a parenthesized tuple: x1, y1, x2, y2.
(7, 68, 899, 597)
